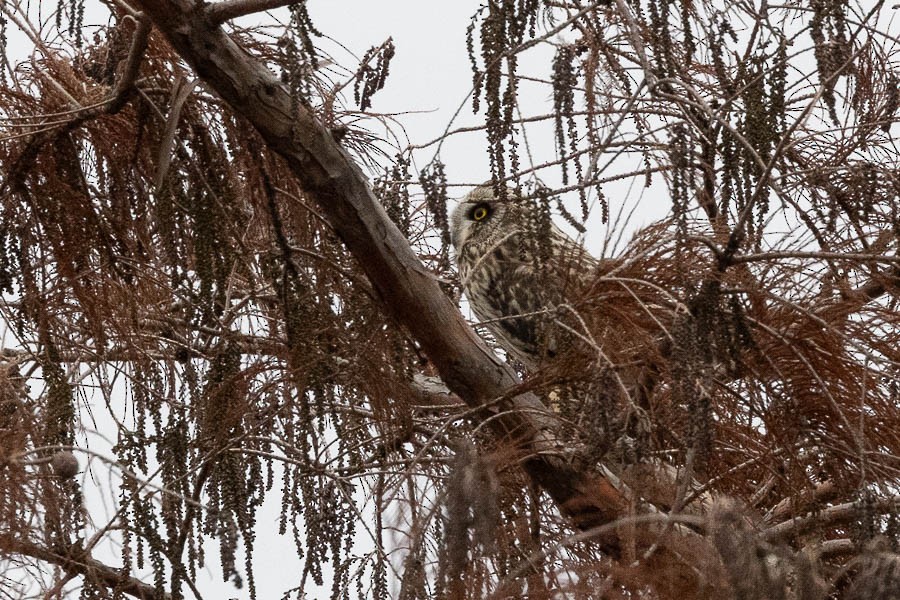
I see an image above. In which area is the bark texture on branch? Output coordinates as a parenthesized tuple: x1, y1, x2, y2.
(132, 0, 645, 552)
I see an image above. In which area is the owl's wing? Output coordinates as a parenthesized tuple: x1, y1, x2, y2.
(477, 260, 547, 365)
(469, 234, 597, 368)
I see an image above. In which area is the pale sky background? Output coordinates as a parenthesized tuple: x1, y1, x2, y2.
(3, 1, 895, 598)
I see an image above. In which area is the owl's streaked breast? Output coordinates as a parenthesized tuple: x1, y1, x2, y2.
(457, 232, 548, 366)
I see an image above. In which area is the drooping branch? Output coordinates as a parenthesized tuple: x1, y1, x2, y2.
(0, 10, 153, 200)
(130, 0, 634, 544)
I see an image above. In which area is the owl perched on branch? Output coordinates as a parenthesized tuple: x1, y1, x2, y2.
(450, 186, 602, 371)
(450, 186, 728, 515)
(451, 186, 717, 512)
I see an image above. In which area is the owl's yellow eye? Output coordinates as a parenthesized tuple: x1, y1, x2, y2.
(470, 204, 491, 222)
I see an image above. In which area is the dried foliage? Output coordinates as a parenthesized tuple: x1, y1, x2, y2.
(1, 1, 899, 599)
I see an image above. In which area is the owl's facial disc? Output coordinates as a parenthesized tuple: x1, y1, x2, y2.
(450, 186, 505, 251)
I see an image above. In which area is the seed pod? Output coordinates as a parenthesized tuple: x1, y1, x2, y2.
(50, 451, 79, 479)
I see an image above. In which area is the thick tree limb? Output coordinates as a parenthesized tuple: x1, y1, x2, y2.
(132, 0, 632, 543)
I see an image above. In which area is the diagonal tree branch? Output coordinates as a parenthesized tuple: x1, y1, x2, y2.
(131, 0, 634, 546)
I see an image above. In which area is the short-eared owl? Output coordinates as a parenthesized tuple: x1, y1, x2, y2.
(450, 186, 598, 369)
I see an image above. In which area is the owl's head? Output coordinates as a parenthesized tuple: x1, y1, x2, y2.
(450, 186, 523, 254)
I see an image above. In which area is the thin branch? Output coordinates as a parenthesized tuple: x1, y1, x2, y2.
(763, 496, 900, 543)
(763, 481, 839, 525)
(807, 538, 856, 559)
(0, 537, 170, 600)
(206, 0, 298, 26)
(109, 13, 152, 113)
(731, 250, 900, 265)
